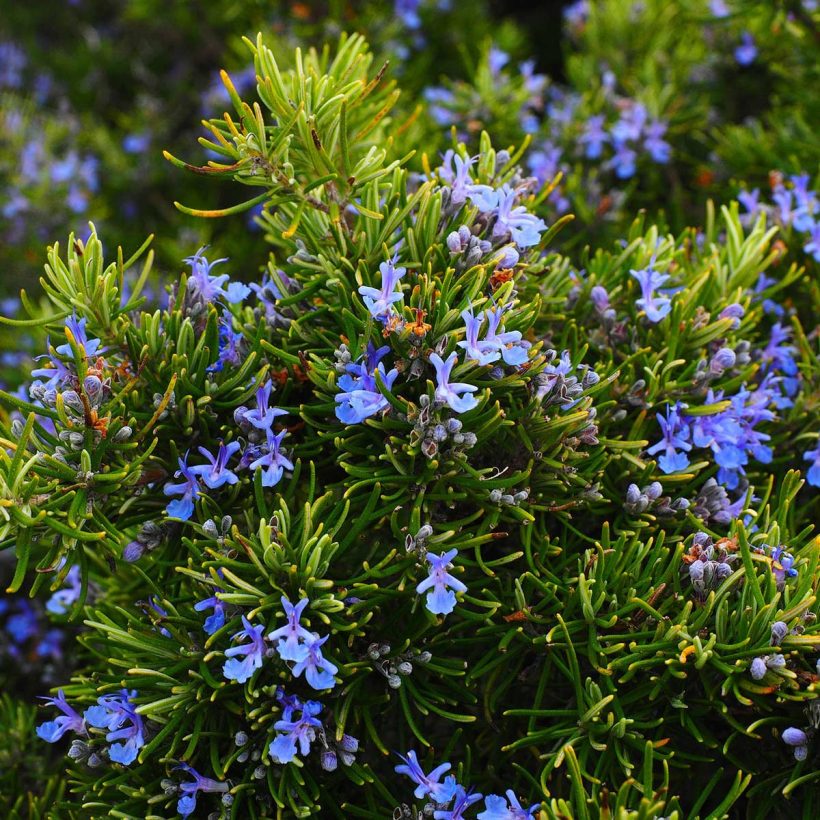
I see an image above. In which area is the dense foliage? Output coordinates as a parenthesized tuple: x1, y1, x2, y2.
(1, 3, 818, 819)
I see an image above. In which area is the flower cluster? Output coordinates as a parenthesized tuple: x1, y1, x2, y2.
(38, 689, 145, 766)
(395, 750, 538, 819)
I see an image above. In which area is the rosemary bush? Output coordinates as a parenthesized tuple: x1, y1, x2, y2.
(1, 22, 818, 820)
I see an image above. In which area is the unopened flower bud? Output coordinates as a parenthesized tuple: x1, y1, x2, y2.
(321, 749, 338, 771)
(750, 657, 767, 680)
(770, 621, 789, 645)
(123, 541, 145, 562)
(645, 482, 663, 500)
(113, 426, 133, 442)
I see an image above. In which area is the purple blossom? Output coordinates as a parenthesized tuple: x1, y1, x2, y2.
(267, 596, 313, 662)
(184, 247, 250, 304)
(56, 313, 102, 359)
(435, 786, 484, 820)
(207, 310, 244, 372)
(189, 441, 241, 490)
(431, 352, 479, 413)
(527, 143, 563, 185)
(240, 381, 288, 431)
(802, 222, 820, 262)
(578, 114, 608, 160)
(484, 306, 529, 366)
(770, 546, 798, 585)
(490, 185, 547, 248)
(457, 308, 499, 366)
(248, 428, 294, 487)
(438, 150, 480, 206)
(194, 593, 227, 635)
(416, 548, 467, 616)
(269, 699, 323, 764)
(631, 261, 672, 322)
(336, 348, 399, 424)
(738, 188, 762, 222)
(30, 349, 73, 389)
(36, 690, 85, 743)
(648, 404, 692, 474)
(358, 258, 406, 322)
(45, 564, 82, 615)
(610, 140, 637, 179)
(803, 442, 820, 487)
(176, 763, 229, 818)
(643, 120, 671, 164)
(291, 633, 338, 690)
(477, 791, 540, 819)
(395, 750, 453, 801)
(735, 32, 757, 66)
(84, 689, 145, 765)
(222, 616, 266, 683)
(164, 453, 204, 520)
(488, 47, 509, 77)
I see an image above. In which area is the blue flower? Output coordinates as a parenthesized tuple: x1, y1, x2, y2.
(488, 46, 509, 76)
(291, 633, 338, 690)
(36, 689, 85, 743)
(194, 593, 226, 635)
(435, 785, 484, 820)
(610, 140, 637, 179)
(631, 261, 672, 322)
(6, 600, 38, 644)
(803, 222, 820, 262)
(416, 548, 467, 616)
(184, 247, 250, 304)
(478, 790, 540, 819)
(56, 313, 102, 359)
(189, 441, 241, 490)
(578, 114, 608, 160)
(30, 349, 73, 389)
(45, 564, 82, 615)
(643, 120, 671, 164)
(358, 258, 406, 322)
(248, 428, 294, 487)
(84, 689, 145, 765)
(267, 596, 313, 662)
(484, 306, 529, 366)
(240, 381, 287, 431)
(164, 453, 203, 520)
(803, 442, 820, 487)
(735, 32, 757, 66)
(335, 349, 399, 424)
(457, 308, 499, 366)
(759, 323, 799, 394)
(250, 270, 293, 327)
(438, 150, 482, 206)
(222, 616, 266, 683)
(648, 404, 691, 474)
(738, 188, 762, 222)
(610, 103, 646, 143)
(269, 699, 323, 764)
(431, 352, 479, 413)
(491, 185, 547, 248)
(207, 310, 244, 372)
(395, 0, 422, 29)
(176, 763, 229, 818)
(782, 727, 809, 761)
(769, 546, 798, 585)
(394, 750, 453, 801)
